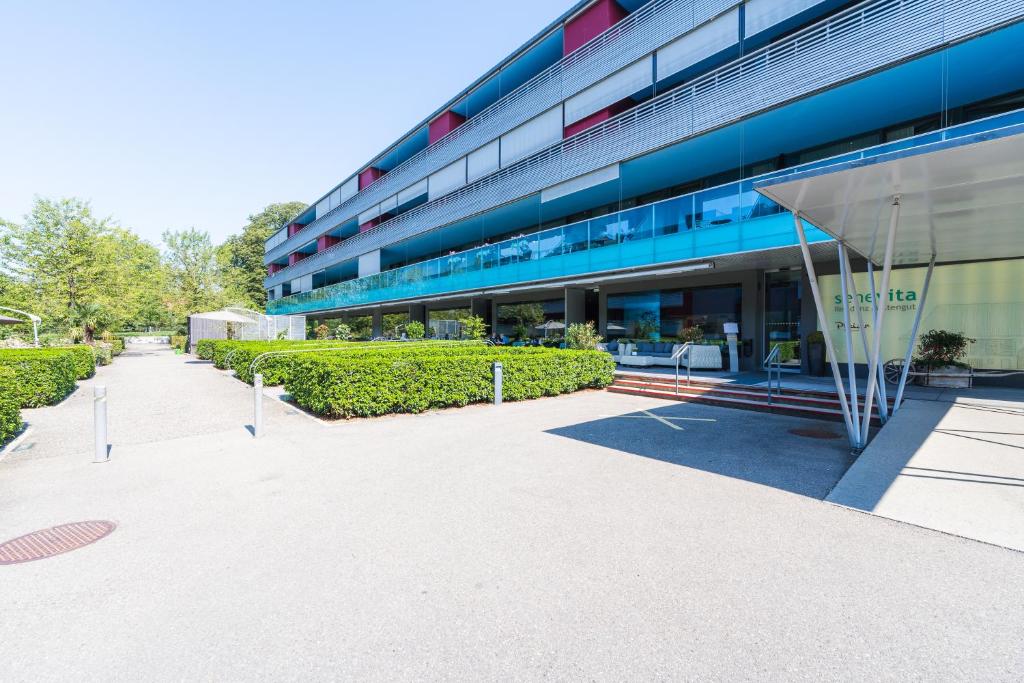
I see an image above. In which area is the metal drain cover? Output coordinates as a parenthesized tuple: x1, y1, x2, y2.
(788, 427, 842, 440)
(0, 521, 116, 565)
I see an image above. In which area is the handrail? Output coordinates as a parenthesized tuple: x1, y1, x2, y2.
(763, 344, 782, 405)
(673, 342, 693, 394)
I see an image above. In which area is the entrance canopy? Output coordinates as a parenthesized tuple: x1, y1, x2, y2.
(755, 121, 1024, 266)
(0, 315, 25, 325)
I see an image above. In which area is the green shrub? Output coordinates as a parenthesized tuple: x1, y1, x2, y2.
(0, 348, 79, 408)
(0, 366, 23, 444)
(92, 342, 113, 366)
(565, 321, 602, 350)
(169, 335, 186, 352)
(405, 321, 425, 339)
(285, 347, 614, 418)
(58, 345, 97, 379)
(111, 338, 126, 355)
(914, 329, 976, 369)
(195, 339, 218, 360)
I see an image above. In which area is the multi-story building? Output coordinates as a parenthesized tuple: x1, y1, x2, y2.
(264, 0, 1024, 373)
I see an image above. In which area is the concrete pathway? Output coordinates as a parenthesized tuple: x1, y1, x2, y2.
(828, 393, 1024, 551)
(1, 347, 1022, 680)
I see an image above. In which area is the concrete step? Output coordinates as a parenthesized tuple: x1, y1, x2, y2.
(608, 381, 883, 425)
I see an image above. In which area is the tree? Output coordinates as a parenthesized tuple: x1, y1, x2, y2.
(459, 315, 487, 340)
(162, 228, 226, 319)
(218, 202, 306, 310)
(499, 303, 544, 340)
(565, 321, 602, 350)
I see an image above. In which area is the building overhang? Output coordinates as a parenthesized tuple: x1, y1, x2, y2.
(755, 120, 1024, 266)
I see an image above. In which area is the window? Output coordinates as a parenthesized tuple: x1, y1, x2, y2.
(607, 284, 741, 341)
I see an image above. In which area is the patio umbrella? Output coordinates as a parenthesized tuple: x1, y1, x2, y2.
(535, 320, 565, 338)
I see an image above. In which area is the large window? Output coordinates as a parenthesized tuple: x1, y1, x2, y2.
(607, 284, 742, 341)
(496, 299, 565, 340)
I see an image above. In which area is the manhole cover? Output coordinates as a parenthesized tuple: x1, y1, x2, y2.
(0, 521, 116, 565)
(788, 428, 841, 440)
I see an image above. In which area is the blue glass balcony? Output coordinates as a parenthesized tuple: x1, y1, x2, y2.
(266, 181, 832, 315)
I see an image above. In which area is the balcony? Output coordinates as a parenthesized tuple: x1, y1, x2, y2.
(265, 0, 1024, 290)
(266, 181, 833, 315)
(264, 0, 739, 265)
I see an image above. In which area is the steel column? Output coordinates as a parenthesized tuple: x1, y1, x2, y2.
(841, 247, 887, 423)
(866, 261, 889, 421)
(793, 214, 857, 447)
(894, 256, 936, 410)
(860, 197, 900, 446)
(837, 243, 861, 446)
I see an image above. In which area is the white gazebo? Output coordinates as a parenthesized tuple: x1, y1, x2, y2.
(755, 117, 1024, 449)
(187, 308, 305, 348)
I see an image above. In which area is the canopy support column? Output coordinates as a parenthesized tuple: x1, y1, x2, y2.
(860, 197, 901, 447)
(893, 255, 935, 411)
(866, 262, 890, 422)
(840, 247, 885, 422)
(793, 214, 857, 448)
(837, 242, 861, 446)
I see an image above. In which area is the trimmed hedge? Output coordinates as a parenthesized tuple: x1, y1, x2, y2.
(285, 347, 614, 418)
(170, 335, 186, 352)
(0, 348, 79, 408)
(220, 340, 485, 385)
(0, 366, 23, 444)
(57, 345, 97, 379)
(111, 338, 125, 356)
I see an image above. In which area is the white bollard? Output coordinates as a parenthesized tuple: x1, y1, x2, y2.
(93, 386, 109, 463)
(253, 373, 264, 438)
(493, 362, 503, 406)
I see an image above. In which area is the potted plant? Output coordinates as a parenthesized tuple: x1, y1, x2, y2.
(913, 329, 975, 388)
(806, 331, 826, 376)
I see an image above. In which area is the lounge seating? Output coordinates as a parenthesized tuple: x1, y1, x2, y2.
(602, 341, 723, 369)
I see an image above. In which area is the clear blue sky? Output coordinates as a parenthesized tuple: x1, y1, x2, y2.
(0, 0, 569, 244)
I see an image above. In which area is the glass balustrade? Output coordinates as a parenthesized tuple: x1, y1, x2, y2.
(266, 178, 826, 315)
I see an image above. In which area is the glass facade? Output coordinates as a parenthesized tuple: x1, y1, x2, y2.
(607, 284, 742, 342)
(495, 299, 565, 340)
(763, 270, 802, 369)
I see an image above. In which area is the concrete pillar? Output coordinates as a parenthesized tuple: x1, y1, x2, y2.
(470, 298, 488, 319)
(371, 309, 383, 339)
(408, 303, 427, 326)
(565, 288, 586, 328)
(597, 289, 608, 337)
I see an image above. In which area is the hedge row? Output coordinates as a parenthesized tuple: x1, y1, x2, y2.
(0, 348, 79, 408)
(111, 338, 125, 356)
(285, 347, 614, 418)
(170, 335, 187, 352)
(225, 340, 485, 385)
(0, 366, 23, 444)
(59, 345, 97, 380)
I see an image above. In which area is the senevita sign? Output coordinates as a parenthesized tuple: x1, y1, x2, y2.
(817, 259, 1024, 370)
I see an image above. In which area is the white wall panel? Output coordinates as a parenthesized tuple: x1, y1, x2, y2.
(745, 0, 822, 36)
(564, 57, 653, 125)
(656, 8, 739, 82)
(428, 157, 468, 200)
(328, 188, 341, 210)
(500, 105, 563, 168)
(541, 164, 620, 203)
(379, 194, 398, 214)
(467, 139, 500, 183)
(397, 178, 429, 206)
(358, 205, 381, 225)
(315, 198, 331, 220)
(338, 176, 358, 203)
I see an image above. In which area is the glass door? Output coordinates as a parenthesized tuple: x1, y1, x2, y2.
(763, 269, 802, 371)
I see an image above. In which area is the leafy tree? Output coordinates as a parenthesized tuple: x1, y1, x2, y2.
(460, 315, 487, 340)
(162, 228, 227, 319)
(499, 303, 544, 340)
(71, 302, 110, 343)
(405, 321, 425, 339)
(218, 202, 306, 309)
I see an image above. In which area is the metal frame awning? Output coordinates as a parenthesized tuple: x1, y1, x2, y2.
(754, 121, 1024, 450)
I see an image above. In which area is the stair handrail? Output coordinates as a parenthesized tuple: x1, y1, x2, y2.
(672, 342, 693, 395)
(763, 344, 782, 405)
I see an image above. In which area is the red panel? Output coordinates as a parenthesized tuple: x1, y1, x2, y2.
(359, 218, 381, 233)
(287, 222, 306, 237)
(267, 263, 284, 275)
(563, 0, 627, 55)
(358, 167, 384, 190)
(287, 252, 308, 266)
(563, 99, 631, 137)
(317, 235, 340, 251)
(428, 110, 467, 144)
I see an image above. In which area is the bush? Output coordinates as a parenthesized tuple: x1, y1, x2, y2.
(90, 342, 113, 367)
(285, 346, 614, 418)
(111, 338, 126, 355)
(169, 335, 186, 352)
(405, 321, 425, 339)
(58, 345, 97, 379)
(0, 366, 23, 445)
(565, 321, 602, 350)
(914, 329, 976, 369)
(195, 339, 218, 360)
(0, 348, 79, 408)
(459, 316, 487, 340)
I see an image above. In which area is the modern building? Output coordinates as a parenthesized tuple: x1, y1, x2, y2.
(264, 0, 1024, 377)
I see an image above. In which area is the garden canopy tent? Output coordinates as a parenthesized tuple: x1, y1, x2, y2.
(187, 308, 306, 346)
(755, 118, 1024, 449)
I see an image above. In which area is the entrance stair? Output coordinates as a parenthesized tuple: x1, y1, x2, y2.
(609, 372, 890, 424)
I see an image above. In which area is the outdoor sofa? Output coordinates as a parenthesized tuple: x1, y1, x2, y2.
(599, 340, 723, 368)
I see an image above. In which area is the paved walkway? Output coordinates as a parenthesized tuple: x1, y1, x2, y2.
(828, 393, 1024, 551)
(1, 347, 1022, 680)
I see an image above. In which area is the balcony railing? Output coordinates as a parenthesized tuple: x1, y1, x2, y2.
(266, 180, 828, 315)
(265, 0, 1024, 289)
(265, 0, 738, 262)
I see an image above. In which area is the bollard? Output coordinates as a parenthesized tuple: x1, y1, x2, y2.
(492, 362, 503, 406)
(93, 386, 109, 463)
(253, 373, 264, 438)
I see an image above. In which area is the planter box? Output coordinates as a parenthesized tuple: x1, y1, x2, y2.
(922, 365, 972, 388)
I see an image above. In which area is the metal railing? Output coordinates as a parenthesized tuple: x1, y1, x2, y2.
(265, 0, 1024, 289)
(265, 0, 736, 263)
(673, 343, 693, 394)
(763, 344, 782, 405)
